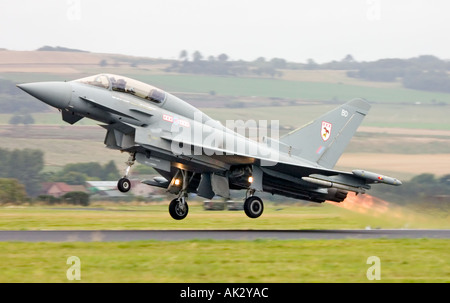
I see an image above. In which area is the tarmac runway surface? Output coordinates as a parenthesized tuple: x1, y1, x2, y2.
(0, 229, 449, 242)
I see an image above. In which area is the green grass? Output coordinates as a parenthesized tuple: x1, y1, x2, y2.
(0, 238, 448, 282)
(0, 203, 448, 231)
(0, 204, 448, 282)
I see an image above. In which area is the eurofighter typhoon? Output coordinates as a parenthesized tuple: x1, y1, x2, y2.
(18, 74, 401, 220)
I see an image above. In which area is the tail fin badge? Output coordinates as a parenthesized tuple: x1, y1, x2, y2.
(321, 121, 332, 141)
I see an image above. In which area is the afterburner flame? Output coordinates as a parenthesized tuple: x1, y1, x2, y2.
(328, 193, 439, 228)
(329, 193, 390, 216)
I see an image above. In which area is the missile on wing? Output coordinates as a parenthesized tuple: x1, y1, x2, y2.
(352, 170, 402, 186)
(302, 177, 366, 194)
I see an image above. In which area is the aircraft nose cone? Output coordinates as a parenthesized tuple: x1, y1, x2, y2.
(17, 81, 72, 109)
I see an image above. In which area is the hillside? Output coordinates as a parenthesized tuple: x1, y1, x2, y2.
(0, 49, 163, 74)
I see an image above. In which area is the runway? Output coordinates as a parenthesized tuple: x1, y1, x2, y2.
(0, 229, 449, 242)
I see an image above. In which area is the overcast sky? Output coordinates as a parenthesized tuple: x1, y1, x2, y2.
(0, 0, 449, 63)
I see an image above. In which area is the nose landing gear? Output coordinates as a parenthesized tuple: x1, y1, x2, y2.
(117, 177, 131, 192)
(117, 153, 135, 193)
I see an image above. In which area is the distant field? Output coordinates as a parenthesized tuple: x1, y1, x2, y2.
(202, 103, 450, 130)
(280, 69, 403, 88)
(0, 112, 98, 126)
(2, 72, 74, 83)
(0, 136, 125, 167)
(336, 153, 450, 177)
(123, 73, 450, 104)
(4, 70, 450, 105)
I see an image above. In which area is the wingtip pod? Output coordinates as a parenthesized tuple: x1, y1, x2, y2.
(352, 169, 402, 186)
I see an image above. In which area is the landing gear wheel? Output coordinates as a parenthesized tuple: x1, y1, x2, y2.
(118, 152, 135, 193)
(169, 198, 189, 220)
(244, 196, 264, 218)
(117, 178, 131, 193)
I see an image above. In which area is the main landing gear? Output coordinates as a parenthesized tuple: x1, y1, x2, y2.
(117, 153, 135, 193)
(169, 193, 265, 220)
(243, 189, 264, 219)
(167, 176, 264, 220)
(169, 196, 189, 220)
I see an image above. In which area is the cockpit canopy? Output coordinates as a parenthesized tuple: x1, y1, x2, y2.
(74, 74, 167, 104)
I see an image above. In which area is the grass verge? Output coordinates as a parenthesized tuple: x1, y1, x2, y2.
(0, 238, 448, 282)
(0, 203, 448, 230)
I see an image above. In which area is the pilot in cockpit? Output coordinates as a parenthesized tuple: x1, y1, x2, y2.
(114, 78, 126, 92)
(110, 77, 116, 89)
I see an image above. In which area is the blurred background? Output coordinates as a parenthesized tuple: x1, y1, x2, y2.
(0, 0, 448, 217)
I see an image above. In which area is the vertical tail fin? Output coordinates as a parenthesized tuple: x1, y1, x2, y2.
(279, 99, 370, 168)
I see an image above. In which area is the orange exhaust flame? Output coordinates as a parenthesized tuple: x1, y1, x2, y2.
(328, 193, 390, 216)
(328, 193, 447, 229)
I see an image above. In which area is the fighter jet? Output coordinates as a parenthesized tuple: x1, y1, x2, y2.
(17, 74, 401, 220)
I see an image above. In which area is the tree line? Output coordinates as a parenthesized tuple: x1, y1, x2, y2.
(165, 50, 285, 77)
(0, 148, 44, 197)
(0, 148, 120, 202)
(345, 55, 450, 94)
(169, 51, 450, 95)
(42, 161, 120, 185)
(372, 173, 450, 211)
